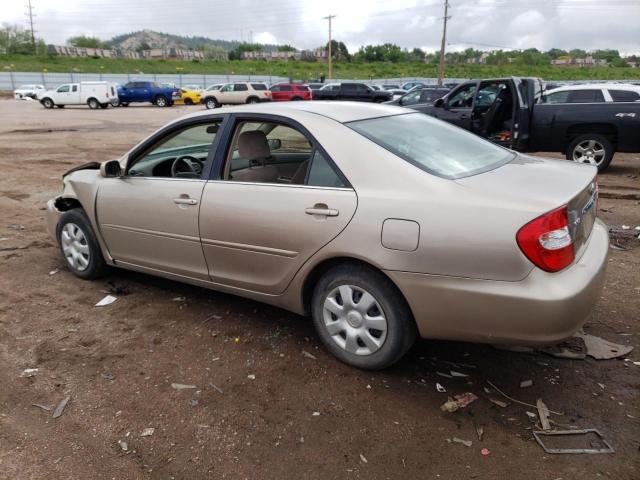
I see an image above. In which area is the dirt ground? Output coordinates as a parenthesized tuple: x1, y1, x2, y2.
(0, 99, 638, 480)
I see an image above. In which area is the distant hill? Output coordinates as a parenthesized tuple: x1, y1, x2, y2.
(107, 30, 281, 52)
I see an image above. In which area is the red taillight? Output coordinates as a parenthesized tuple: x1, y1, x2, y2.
(516, 206, 575, 273)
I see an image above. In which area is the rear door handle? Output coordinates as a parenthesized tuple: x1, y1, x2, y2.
(305, 206, 339, 217)
(173, 197, 198, 205)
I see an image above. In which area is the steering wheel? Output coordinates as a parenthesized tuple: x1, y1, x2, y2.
(171, 155, 201, 178)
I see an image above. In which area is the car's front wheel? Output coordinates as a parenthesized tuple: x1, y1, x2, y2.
(204, 97, 219, 109)
(566, 134, 614, 172)
(155, 96, 168, 107)
(42, 98, 54, 109)
(56, 209, 108, 279)
(311, 264, 416, 370)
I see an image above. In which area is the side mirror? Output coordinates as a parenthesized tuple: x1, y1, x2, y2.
(434, 98, 445, 108)
(268, 138, 282, 151)
(101, 159, 122, 178)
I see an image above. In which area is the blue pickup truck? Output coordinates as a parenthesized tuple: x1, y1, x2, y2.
(116, 81, 180, 107)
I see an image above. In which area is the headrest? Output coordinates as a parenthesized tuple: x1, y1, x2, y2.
(238, 130, 270, 161)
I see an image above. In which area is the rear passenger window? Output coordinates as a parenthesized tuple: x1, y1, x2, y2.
(609, 89, 640, 102)
(307, 151, 346, 188)
(566, 90, 605, 103)
(251, 83, 267, 91)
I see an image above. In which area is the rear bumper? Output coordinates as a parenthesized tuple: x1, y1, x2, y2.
(386, 219, 609, 345)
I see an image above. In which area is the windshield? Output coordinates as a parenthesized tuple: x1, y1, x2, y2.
(348, 113, 514, 179)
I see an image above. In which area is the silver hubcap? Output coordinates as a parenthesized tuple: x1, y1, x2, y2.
(61, 222, 90, 271)
(573, 140, 605, 166)
(322, 285, 388, 356)
(157, 98, 166, 106)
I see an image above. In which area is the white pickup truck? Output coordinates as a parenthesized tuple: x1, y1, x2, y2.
(38, 81, 119, 109)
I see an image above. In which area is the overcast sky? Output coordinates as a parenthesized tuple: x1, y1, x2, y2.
(2, 0, 639, 54)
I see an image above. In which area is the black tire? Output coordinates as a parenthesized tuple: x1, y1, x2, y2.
(56, 105, 65, 108)
(120, 102, 129, 107)
(311, 263, 417, 370)
(246, 96, 259, 104)
(291, 96, 302, 101)
(565, 134, 614, 172)
(204, 97, 219, 109)
(56, 209, 108, 280)
(87, 98, 100, 109)
(154, 96, 168, 107)
(100, 103, 109, 109)
(42, 98, 54, 109)
(184, 98, 193, 105)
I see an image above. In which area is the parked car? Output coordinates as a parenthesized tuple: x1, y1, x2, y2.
(542, 83, 640, 104)
(201, 82, 272, 109)
(204, 83, 224, 92)
(382, 84, 401, 90)
(312, 82, 393, 102)
(14, 84, 45, 99)
(401, 81, 426, 91)
(46, 102, 607, 370)
(387, 88, 409, 100)
(117, 81, 180, 107)
(307, 83, 324, 91)
(175, 88, 202, 105)
(38, 82, 119, 109)
(386, 87, 450, 112)
(270, 83, 313, 101)
(421, 77, 640, 171)
(183, 84, 203, 92)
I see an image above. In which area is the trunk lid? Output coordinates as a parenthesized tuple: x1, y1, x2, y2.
(456, 154, 598, 259)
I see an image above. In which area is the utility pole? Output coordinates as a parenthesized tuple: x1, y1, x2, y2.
(25, 0, 36, 54)
(437, 1, 451, 86)
(323, 15, 336, 80)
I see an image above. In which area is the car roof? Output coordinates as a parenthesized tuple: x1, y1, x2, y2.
(183, 101, 409, 123)
(546, 83, 640, 93)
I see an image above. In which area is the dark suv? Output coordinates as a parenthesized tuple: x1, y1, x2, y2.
(313, 82, 393, 102)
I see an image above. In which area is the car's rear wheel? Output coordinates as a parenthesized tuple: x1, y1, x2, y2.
(87, 98, 100, 109)
(184, 98, 193, 105)
(42, 98, 54, 109)
(155, 96, 168, 107)
(246, 96, 259, 104)
(311, 264, 416, 370)
(566, 134, 614, 172)
(56, 209, 108, 279)
(120, 102, 128, 107)
(204, 97, 219, 109)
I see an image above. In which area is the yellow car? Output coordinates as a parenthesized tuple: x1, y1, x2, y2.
(175, 88, 201, 105)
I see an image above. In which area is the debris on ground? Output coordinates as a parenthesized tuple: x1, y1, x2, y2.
(105, 280, 131, 296)
(172, 296, 186, 302)
(31, 403, 51, 411)
(247, 374, 256, 380)
(526, 411, 537, 419)
(101, 373, 115, 381)
(450, 437, 472, 447)
(436, 371, 452, 378)
(359, 453, 368, 464)
(520, 380, 533, 388)
(95, 295, 117, 307)
(481, 448, 491, 456)
(475, 424, 484, 441)
(171, 383, 196, 390)
(118, 440, 128, 451)
(440, 392, 478, 413)
(487, 380, 563, 415)
(20, 368, 38, 378)
(302, 350, 317, 360)
(209, 383, 223, 394)
(312, 411, 321, 416)
(190, 399, 199, 407)
(140, 428, 154, 437)
(436, 382, 446, 393)
(52, 396, 70, 418)
(8, 224, 25, 230)
(541, 332, 633, 359)
(450, 370, 469, 378)
(489, 398, 509, 408)
(536, 399, 551, 430)
(532, 429, 615, 454)
(48, 268, 59, 275)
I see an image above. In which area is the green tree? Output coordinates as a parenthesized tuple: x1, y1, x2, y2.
(277, 44, 296, 52)
(67, 35, 106, 49)
(0, 23, 36, 54)
(545, 48, 567, 60)
(326, 39, 350, 61)
(568, 48, 587, 58)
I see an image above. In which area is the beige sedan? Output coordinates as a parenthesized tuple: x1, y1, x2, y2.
(46, 102, 608, 369)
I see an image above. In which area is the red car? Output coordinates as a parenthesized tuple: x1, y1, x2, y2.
(269, 83, 313, 101)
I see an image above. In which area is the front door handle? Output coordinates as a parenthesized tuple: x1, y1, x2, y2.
(173, 196, 198, 205)
(305, 206, 339, 217)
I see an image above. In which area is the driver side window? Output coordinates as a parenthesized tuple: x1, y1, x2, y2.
(400, 90, 421, 106)
(127, 121, 221, 179)
(448, 84, 477, 108)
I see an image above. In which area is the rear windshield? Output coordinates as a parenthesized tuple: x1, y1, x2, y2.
(348, 113, 514, 179)
(251, 83, 267, 90)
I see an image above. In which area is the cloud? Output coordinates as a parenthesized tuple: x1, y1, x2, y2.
(254, 32, 278, 45)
